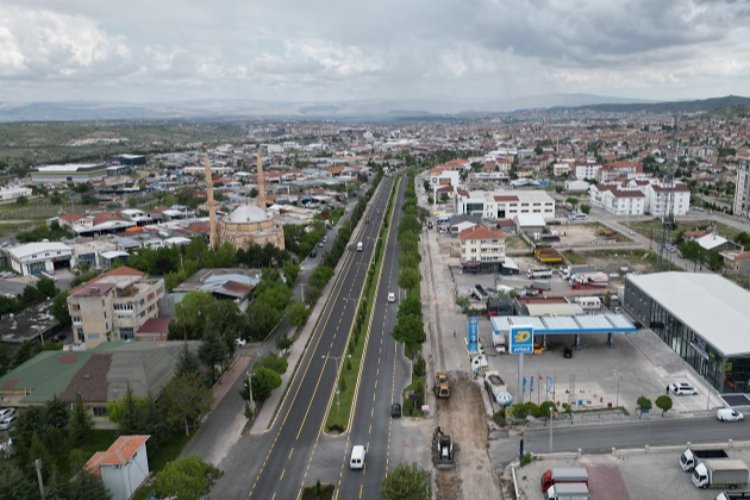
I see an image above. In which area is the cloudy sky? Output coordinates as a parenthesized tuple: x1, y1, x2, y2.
(1, 0, 750, 105)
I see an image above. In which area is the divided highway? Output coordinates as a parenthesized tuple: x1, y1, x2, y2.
(217, 175, 396, 500)
(334, 177, 410, 499)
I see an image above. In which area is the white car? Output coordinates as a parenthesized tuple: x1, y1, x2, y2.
(387, 292, 396, 303)
(0, 415, 16, 431)
(717, 408, 744, 422)
(235, 338, 247, 347)
(668, 382, 698, 396)
(0, 408, 14, 420)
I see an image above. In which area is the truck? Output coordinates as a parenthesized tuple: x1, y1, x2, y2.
(540, 468, 589, 493)
(492, 330, 507, 354)
(680, 447, 729, 472)
(692, 459, 749, 489)
(433, 372, 450, 398)
(529, 280, 552, 292)
(526, 268, 553, 279)
(571, 272, 609, 289)
(483, 370, 513, 407)
(716, 492, 750, 500)
(544, 482, 590, 500)
(561, 265, 596, 280)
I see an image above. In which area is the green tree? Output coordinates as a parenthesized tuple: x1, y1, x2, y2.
(637, 395, 652, 415)
(29, 432, 53, 480)
(15, 195, 28, 205)
(45, 396, 69, 429)
(0, 463, 38, 500)
(69, 393, 93, 446)
(245, 300, 282, 340)
(275, 334, 293, 351)
(51, 291, 71, 326)
(398, 268, 420, 291)
(580, 203, 591, 215)
(173, 291, 217, 340)
(381, 462, 431, 500)
(287, 301, 309, 329)
(176, 342, 201, 377)
(251, 367, 282, 403)
(154, 454, 223, 500)
(565, 196, 579, 208)
(256, 354, 288, 374)
(199, 329, 228, 385)
(108, 386, 148, 435)
(160, 373, 211, 436)
(655, 395, 673, 416)
(36, 278, 57, 299)
(67, 469, 111, 500)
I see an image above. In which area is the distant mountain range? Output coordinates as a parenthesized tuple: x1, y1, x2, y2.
(0, 94, 748, 122)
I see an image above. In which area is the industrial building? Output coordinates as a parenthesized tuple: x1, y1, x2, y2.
(31, 163, 109, 184)
(454, 188, 555, 221)
(624, 272, 750, 393)
(6, 241, 72, 276)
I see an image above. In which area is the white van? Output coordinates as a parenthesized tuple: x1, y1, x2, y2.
(349, 445, 366, 470)
(356, 241, 364, 252)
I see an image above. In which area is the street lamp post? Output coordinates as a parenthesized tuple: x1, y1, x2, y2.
(245, 371, 256, 415)
(549, 406, 554, 453)
(322, 354, 349, 417)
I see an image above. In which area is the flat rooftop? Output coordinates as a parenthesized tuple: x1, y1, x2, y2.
(490, 314, 636, 335)
(627, 272, 750, 357)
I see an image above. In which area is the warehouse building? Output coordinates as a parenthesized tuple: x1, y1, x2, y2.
(31, 163, 109, 184)
(624, 272, 750, 393)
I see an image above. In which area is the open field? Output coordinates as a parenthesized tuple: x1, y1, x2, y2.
(624, 218, 744, 242)
(561, 248, 680, 273)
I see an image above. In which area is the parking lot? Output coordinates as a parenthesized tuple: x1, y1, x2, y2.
(513, 445, 750, 500)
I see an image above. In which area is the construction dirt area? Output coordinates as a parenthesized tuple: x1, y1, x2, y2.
(435, 372, 501, 500)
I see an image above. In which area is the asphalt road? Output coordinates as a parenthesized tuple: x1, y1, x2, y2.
(210, 175, 396, 499)
(335, 177, 410, 499)
(495, 416, 750, 464)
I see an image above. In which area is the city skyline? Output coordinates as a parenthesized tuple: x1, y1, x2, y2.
(1, 1, 750, 105)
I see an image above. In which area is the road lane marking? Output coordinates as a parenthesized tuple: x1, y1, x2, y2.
(279, 468, 286, 481)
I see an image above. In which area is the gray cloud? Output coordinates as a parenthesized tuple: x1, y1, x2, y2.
(0, 0, 749, 103)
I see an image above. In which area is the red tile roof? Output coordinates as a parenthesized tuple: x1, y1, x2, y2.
(136, 318, 172, 335)
(102, 266, 145, 277)
(86, 435, 150, 475)
(494, 195, 519, 202)
(458, 224, 505, 240)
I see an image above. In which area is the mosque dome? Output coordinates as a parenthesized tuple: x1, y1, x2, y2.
(228, 204, 269, 223)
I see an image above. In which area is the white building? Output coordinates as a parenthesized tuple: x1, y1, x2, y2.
(455, 188, 555, 220)
(643, 182, 691, 216)
(31, 163, 108, 184)
(589, 184, 646, 215)
(734, 156, 750, 219)
(575, 163, 601, 180)
(0, 185, 32, 201)
(6, 242, 72, 276)
(85, 435, 150, 500)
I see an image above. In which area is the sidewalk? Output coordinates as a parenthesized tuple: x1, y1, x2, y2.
(211, 355, 253, 410)
(250, 181, 383, 434)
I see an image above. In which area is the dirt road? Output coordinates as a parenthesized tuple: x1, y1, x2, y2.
(436, 372, 501, 500)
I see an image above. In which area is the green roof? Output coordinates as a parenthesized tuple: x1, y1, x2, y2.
(0, 342, 125, 404)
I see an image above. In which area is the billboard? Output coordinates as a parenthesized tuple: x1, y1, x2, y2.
(509, 325, 534, 354)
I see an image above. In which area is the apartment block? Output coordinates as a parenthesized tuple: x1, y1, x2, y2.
(68, 266, 165, 348)
(459, 224, 506, 273)
(735, 156, 750, 219)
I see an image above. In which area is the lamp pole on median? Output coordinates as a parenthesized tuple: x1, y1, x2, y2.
(323, 354, 349, 417)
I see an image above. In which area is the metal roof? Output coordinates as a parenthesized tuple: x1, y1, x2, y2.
(627, 272, 750, 357)
(490, 314, 636, 335)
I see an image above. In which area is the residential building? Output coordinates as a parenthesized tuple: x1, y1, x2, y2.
(589, 184, 646, 216)
(643, 181, 691, 216)
(0, 184, 32, 201)
(734, 156, 750, 218)
(6, 241, 72, 276)
(624, 272, 750, 393)
(67, 266, 165, 348)
(458, 224, 506, 273)
(86, 435, 151, 500)
(575, 163, 601, 180)
(455, 188, 555, 221)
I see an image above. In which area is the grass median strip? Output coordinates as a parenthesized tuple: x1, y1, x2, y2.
(324, 177, 399, 432)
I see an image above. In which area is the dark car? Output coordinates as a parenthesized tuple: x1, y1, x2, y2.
(563, 347, 573, 359)
(309, 250, 317, 258)
(391, 403, 402, 418)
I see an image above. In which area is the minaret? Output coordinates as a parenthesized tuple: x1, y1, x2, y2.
(204, 153, 219, 249)
(256, 151, 267, 210)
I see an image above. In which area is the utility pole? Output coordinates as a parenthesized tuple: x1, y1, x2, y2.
(245, 371, 255, 415)
(549, 406, 554, 452)
(35, 458, 45, 499)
